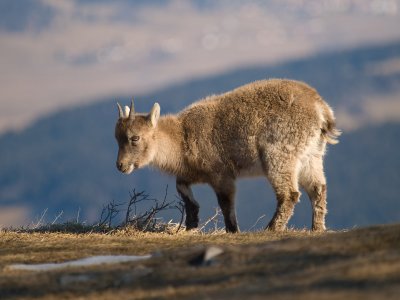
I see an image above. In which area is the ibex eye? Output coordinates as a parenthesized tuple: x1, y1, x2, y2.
(130, 136, 140, 142)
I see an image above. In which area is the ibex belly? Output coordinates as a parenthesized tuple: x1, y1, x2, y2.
(237, 160, 264, 178)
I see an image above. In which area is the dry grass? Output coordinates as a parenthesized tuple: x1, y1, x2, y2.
(0, 227, 314, 266)
(1, 223, 399, 299)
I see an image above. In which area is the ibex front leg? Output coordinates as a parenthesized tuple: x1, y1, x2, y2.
(213, 180, 239, 233)
(176, 179, 199, 230)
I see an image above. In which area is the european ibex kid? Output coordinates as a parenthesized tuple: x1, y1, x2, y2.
(115, 79, 340, 233)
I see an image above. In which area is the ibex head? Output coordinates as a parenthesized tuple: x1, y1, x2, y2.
(115, 98, 160, 174)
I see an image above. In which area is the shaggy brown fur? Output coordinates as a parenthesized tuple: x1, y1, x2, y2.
(115, 79, 340, 233)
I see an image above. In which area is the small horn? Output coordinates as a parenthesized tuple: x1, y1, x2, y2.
(117, 102, 123, 118)
(129, 98, 135, 120)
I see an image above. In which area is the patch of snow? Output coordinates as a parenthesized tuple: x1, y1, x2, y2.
(7, 255, 151, 272)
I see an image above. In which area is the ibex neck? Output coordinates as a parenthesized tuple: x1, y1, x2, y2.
(151, 115, 184, 176)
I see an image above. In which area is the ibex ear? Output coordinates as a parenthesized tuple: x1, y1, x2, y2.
(124, 106, 130, 118)
(149, 103, 160, 127)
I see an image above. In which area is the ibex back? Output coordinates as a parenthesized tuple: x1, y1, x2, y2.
(115, 79, 340, 233)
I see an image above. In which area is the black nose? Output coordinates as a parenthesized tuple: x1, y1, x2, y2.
(117, 162, 123, 170)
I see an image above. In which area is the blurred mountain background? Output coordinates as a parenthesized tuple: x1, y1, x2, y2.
(0, 0, 399, 229)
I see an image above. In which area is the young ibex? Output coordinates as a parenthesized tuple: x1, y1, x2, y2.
(115, 79, 340, 233)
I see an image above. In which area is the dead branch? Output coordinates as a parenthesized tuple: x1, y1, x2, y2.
(98, 199, 123, 228)
(249, 214, 266, 231)
(199, 207, 222, 232)
(174, 195, 186, 233)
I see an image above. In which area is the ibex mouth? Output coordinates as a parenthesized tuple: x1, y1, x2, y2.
(121, 164, 135, 174)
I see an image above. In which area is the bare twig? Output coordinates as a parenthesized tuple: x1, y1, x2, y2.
(142, 187, 172, 231)
(51, 211, 64, 225)
(76, 207, 81, 224)
(98, 205, 109, 227)
(107, 199, 123, 227)
(119, 185, 177, 232)
(249, 214, 266, 231)
(213, 208, 220, 232)
(174, 195, 186, 233)
(98, 199, 123, 228)
(199, 207, 222, 232)
(32, 208, 48, 229)
(125, 189, 148, 223)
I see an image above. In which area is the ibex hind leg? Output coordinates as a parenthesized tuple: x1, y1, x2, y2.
(299, 155, 327, 232)
(176, 179, 199, 230)
(264, 157, 301, 232)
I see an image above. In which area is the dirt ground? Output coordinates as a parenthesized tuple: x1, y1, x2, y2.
(1, 224, 399, 299)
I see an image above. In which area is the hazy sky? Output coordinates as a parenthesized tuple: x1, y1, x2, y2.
(0, 0, 399, 133)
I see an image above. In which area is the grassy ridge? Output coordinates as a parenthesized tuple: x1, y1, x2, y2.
(0, 228, 313, 265)
(1, 224, 399, 299)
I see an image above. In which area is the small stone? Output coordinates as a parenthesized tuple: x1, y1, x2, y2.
(203, 246, 224, 262)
